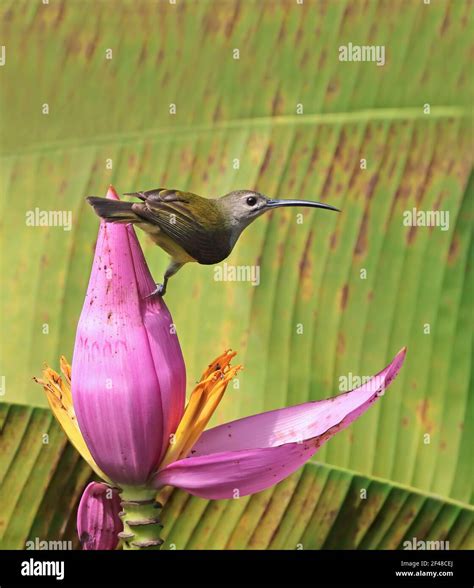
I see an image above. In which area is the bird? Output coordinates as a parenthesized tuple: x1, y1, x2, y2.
(87, 188, 340, 296)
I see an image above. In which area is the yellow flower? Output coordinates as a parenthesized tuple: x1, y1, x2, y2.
(160, 350, 241, 469)
(34, 357, 109, 482)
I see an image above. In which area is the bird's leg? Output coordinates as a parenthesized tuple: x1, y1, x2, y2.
(145, 260, 184, 298)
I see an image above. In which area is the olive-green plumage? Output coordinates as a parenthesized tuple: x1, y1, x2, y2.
(87, 188, 339, 295)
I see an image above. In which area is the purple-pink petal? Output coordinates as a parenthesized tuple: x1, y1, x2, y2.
(77, 482, 122, 550)
(152, 348, 406, 499)
(154, 443, 316, 500)
(72, 187, 185, 484)
(190, 347, 406, 457)
(127, 223, 186, 461)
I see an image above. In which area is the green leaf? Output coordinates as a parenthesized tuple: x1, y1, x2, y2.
(0, 0, 472, 549)
(1, 404, 472, 550)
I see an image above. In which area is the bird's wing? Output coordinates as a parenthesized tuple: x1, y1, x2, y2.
(131, 190, 227, 264)
(124, 188, 192, 202)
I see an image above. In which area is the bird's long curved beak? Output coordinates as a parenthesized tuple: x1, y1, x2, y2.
(266, 199, 340, 212)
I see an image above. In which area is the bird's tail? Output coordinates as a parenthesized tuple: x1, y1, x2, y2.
(87, 196, 140, 223)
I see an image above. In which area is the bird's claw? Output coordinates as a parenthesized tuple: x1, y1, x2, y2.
(145, 283, 165, 299)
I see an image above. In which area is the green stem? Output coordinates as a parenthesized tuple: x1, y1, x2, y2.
(118, 486, 163, 550)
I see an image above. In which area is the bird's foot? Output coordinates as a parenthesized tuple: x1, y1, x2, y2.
(145, 283, 166, 298)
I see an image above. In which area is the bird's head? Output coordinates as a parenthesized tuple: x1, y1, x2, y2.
(218, 190, 340, 234)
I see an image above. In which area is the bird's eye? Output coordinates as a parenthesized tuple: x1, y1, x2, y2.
(246, 196, 257, 206)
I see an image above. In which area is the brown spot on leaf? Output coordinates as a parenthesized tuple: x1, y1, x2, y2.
(138, 43, 148, 65)
(337, 332, 345, 354)
(156, 48, 165, 66)
(300, 49, 309, 68)
(366, 173, 379, 200)
(308, 146, 319, 173)
(447, 235, 459, 264)
(85, 37, 98, 62)
(355, 210, 369, 256)
(271, 88, 283, 115)
(259, 145, 273, 176)
(387, 160, 397, 179)
(277, 20, 287, 44)
(317, 50, 327, 69)
(224, 1, 241, 38)
(394, 185, 410, 205)
(403, 510, 416, 524)
(416, 399, 434, 433)
(340, 283, 349, 310)
(407, 225, 417, 245)
(326, 79, 339, 97)
(440, 11, 450, 35)
(299, 230, 313, 279)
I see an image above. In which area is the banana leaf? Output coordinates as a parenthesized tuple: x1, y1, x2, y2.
(0, 0, 472, 549)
